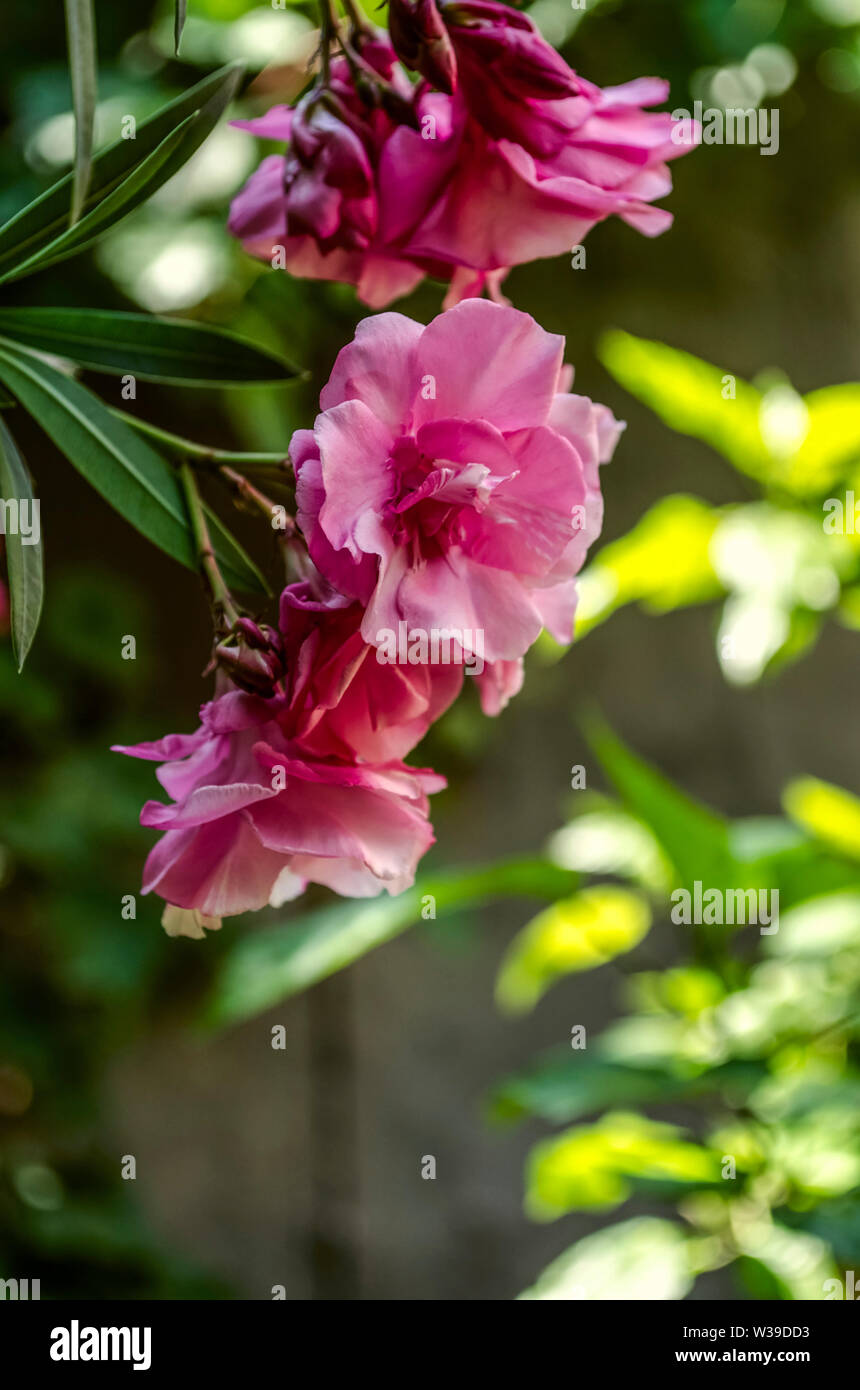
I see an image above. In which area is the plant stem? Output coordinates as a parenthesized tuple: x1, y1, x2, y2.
(112, 409, 289, 469)
(219, 464, 297, 536)
(342, 0, 372, 38)
(178, 460, 241, 629)
(318, 0, 338, 84)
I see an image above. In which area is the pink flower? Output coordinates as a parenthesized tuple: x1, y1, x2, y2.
(407, 80, 698, 305)
(228, 16, 696, 308)
(114, 683, 444, 924)
(276, 578, 463, 761)
(291, 300, 623, 665)
(228, 38, 461, 309)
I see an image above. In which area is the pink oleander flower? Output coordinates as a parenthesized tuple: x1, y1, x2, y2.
(291, 299, 623, 666)
(228, 13, 696, 308)
(407, 75, 699, 304)
(277, 578, 463, 760)
(114, 580, 465, 928)
(114, 683, 444, 927)
(228, 36, 461, 309)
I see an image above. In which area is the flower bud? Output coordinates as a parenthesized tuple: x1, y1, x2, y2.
(214, 619, 284, 698)
(388, 0, 458, 95)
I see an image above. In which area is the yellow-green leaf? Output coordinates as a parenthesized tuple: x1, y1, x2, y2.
(783, 777, 860, 862)
(526, 1112, 721, 1220)
(496, 886, 651, 1013)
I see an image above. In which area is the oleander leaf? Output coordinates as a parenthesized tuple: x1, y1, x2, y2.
(0, 308, 299, 385)
(0, 417, 44, 671)
(0, 341, 267, 594)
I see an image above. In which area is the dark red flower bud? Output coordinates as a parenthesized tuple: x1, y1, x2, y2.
(214, 620, 284, 699)
(388, 0, 458, 95)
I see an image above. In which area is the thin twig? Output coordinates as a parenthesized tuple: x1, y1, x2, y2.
(178, 460, 240, 628)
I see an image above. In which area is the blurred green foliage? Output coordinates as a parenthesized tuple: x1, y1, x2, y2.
(574, 330, 860, 684)
(490, 728, 860, 1301)
(0, 572, 227, 1296)
(1, 0, 860, 1300)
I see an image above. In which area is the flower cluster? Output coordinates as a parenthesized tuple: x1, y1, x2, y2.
(119, 301, 621, 934)
(121, 1, 695, 935)
(228, 2, 697, 307)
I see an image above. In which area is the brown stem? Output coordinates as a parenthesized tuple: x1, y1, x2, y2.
(218, 464, 297, 537)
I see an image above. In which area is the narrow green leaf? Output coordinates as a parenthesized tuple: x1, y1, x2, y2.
(0, 118, 193, 284)
(0, 308, 299, 385)
(175, 0, 188, 55)
(0, 343, 267, 595)
(0, 417, 44, 671)
(202, 858, 577, 1027)
(0, 63, 243, 282)
(64, 0, 98, 226)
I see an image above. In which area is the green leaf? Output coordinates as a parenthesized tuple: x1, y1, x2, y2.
(175, 0, 188, 56)
(0, 63, 243, 284)
(519, 1216, 693, 1300)
(785, 384, 860, 497)
(599, 329, 770, 482)
(734, 1225, 838, 1301)
(0, 342, 267, 595)
(575, 495, 724, 638)
(64, 0, 98, 226)
(587, 719, 738, 895)
(0, 417, 44, 671)
(0, 309, 300, 386)
(599, 329, 860, 499)
(496, 886, 651, 1014)
(525, 1112, 722, 1219)
(489, 1050, 765, 1126)
(203, 858, 577, 1027)
(1, 118, 193, 284)
(782, 777, 860, 862)
(766, 891, 860, 959)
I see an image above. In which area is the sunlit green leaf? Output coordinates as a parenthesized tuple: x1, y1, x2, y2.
(576, 494, 723, 637)
(783, 777, 860, 861)
(735, 1224, 839, 1300)
(766, 891, 860, 958)
(496, 886, 651, 1013)
(526, 1112, 722, 1219)
(599, 329, 770, 481)
(599, 329, 860, 499)
(546, 800, 671, 893)
(0, 417, 44, 671)
(519, 1216, 693, 1301)
(0, 308, 300, 385)
(789, 384, 860, 497)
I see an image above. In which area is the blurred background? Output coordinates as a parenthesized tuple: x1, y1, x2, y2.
(0, 0, 858, 1300)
